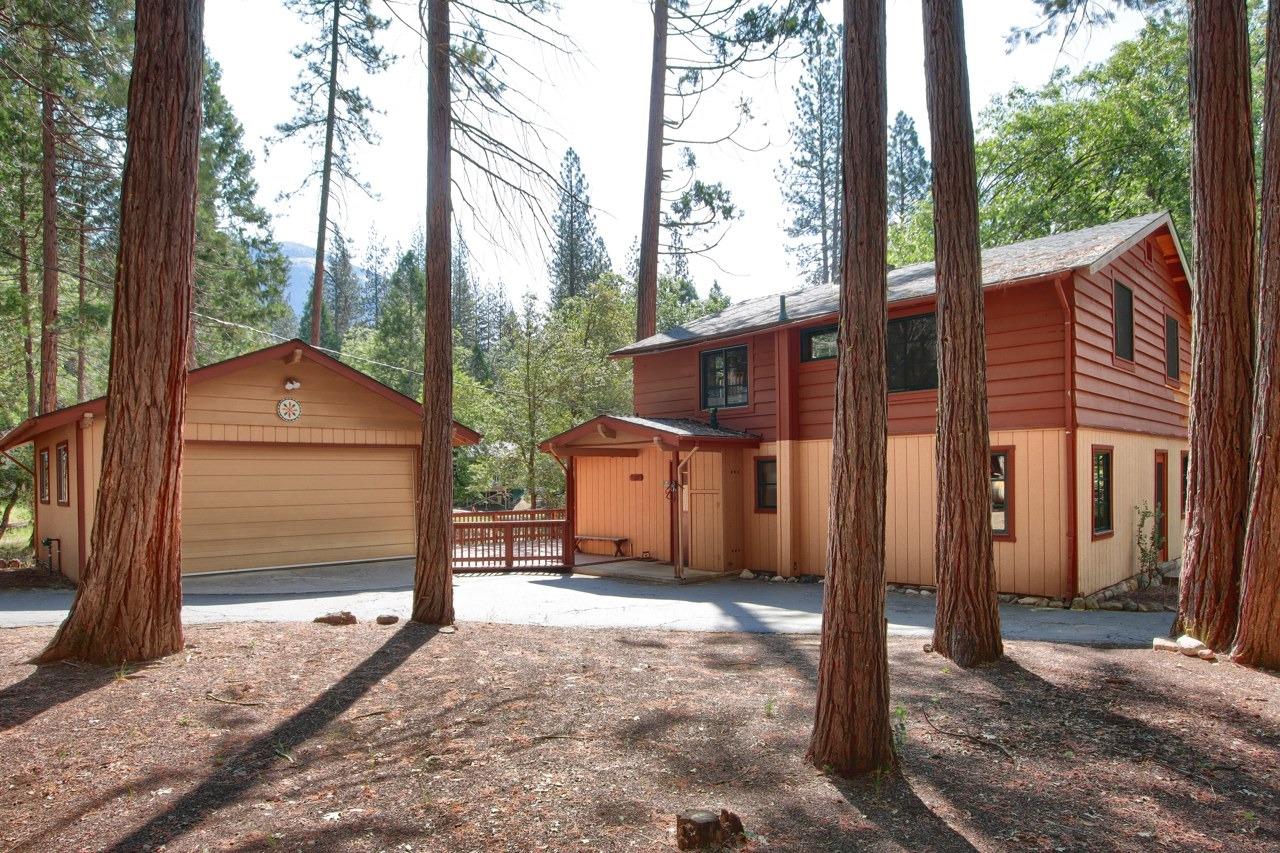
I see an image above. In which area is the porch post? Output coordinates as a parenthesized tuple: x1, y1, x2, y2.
(562, 456, 575, 569)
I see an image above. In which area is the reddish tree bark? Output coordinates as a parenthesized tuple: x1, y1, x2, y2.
(1233, 0, 1280, 670)
(923, 0, 1002, 667)
(37, 0, 205, 666)
(1177, 0, 1257, 652)
(76, 182, 88, 402)
(412, 0, 455, 626)
(308, 0, 342, 346)
(18, 171, 36, 419)
(635, 0, 667, 342)
(807, 0, 895, 777)
(39, 44, 59, 415)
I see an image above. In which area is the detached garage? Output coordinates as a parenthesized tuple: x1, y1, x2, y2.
(0, 340, 480, 581)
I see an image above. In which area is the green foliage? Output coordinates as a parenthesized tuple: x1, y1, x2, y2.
(1134, 499, 1165, 575)
(549, 149, 611, 307)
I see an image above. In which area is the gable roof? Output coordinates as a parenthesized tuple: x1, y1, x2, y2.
(613, 211, 1188, 357)
(540, 414, 760, 452)
(0, 339, 482, 452)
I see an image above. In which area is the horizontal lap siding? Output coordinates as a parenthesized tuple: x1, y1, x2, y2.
(794, 284, 1067, 440)
(1076, 428, 1188, 596)
(1073, 241, 1190, 436)
(573, 446, 671, 560)
(783, 430, 1068, 597)
(180, 444, 416, 573)
(632, 331, 779, 440)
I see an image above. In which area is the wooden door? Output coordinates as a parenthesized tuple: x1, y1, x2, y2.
(683, 451, 725, 571)
(1153, 450, 1168, 562)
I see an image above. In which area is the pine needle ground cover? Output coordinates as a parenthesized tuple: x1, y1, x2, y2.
(0, 622, 1275, 851)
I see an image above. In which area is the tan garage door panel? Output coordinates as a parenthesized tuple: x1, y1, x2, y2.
(182, 443, 416, 573)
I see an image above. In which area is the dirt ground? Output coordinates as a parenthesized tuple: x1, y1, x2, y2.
(0, 564, 72, 591)
(0, 622, 1275, 852)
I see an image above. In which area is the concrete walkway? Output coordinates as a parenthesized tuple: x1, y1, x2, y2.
(0, 559, 1172, 646)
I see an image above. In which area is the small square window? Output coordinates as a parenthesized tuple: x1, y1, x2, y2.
(1114, 282, 1135, 361)
(755, 458, 778, 511)
(800, 325, 838, 361)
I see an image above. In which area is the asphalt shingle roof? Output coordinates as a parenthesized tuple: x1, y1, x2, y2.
(613, 212, 1176, 357)
(608, 415, 758, 440)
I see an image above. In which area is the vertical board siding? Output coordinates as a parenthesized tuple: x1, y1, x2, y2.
(754, 430, 1069, 597)
(1072, 241, 1191, 435)
(573, 445, 671, 560)
(1076, 428, 1188, 596)
(632, 331, 779, 439)
(743, 442, 779, 572)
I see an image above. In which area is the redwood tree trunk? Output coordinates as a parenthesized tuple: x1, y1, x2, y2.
(923, 0, 1002, 667)
(412, 0, 455, 626)
(1177, 0, 1257, 651)
(76, 182, 87, 402)
(37, 0, 205, 666)
(18, 171, 36, 419)
(309, 0, 342, 346)
(807, 0, 895, 777)
(39, 46, 59, 415)
(635, 0, 667, 341)
(1233, 0, 1280, 670)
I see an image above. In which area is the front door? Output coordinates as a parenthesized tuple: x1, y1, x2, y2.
(1154, 450, 1169, 562)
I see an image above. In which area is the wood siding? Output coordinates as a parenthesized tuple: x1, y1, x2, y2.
(1072, 240, 1191, 436)
(632, 331, 778, 439)
(181, 443, 417, 573)
(573, 445, 671, 560)
(1076, 428, 1188, 596)
(743, 442, 779, 573)
(33, 421, 81, 579)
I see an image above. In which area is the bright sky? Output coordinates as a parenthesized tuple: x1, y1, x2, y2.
(204, 0, 1145, 307)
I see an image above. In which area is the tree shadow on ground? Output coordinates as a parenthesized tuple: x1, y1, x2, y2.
(102, 622, 438, 851)
(0, 660, 117, 732)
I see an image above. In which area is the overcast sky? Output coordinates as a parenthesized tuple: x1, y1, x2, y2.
(203, 0, 1145, 308)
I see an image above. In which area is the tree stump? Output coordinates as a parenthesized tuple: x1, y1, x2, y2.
(676, 810, 722, 850)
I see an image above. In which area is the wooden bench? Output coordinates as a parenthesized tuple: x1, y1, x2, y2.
(574, 534, 630, 557)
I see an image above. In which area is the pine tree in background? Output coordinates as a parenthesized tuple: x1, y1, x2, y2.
(549, 148, 611, 307)
(362, 229, 389, 325)
(887, 110, 931, 224)
(453, 239, 479, 348)
(275, 0, 392, 346)
(323, 227, 360, 342)
(780, 26, 842, 284)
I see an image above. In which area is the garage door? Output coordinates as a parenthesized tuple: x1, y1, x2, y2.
(181, 443, 417, 574)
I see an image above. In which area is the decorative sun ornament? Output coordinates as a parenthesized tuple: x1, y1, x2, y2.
(276, 398, 302, 422)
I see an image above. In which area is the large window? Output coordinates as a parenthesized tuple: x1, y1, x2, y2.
(1165, 315, 1180, 381)
(990, 448, 1013, 539)
(800, 325, 838, 362)
(55, 441, 70, 506)
(755, 457, 778, 511)
(887, 312, 938, 393)
(700, 345, 749, 409)
(1092, 446, 1114, 537)
(1114, 282, 1135, 361)
(38, 448, 50, 505)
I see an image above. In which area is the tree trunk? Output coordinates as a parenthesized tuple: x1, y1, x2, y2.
(37, 0, 205, 666)
(18, 171, 36, 420)
(412, 0, 455, 626)
(1233, 0, 1280, 670)
(76, 182, 87, 402)
(817, 95, 830, 284)
(807, 0, 895, 777)
(635, 0, 667, 341)
(923, 0, 1002, 667)
(39, 45, 60, 415)
(0, 488, 18, 543)
(1177, 0, 1257, 651)
(310, 0, 342, 346)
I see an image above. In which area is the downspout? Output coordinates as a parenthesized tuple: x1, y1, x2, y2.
(1053, 275, 1080, 603)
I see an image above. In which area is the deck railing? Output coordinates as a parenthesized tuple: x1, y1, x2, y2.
(452, 514, 569, 571)
(453, 508, 566, 523)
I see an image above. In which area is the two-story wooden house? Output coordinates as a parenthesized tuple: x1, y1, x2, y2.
(540, 212, 1192, 600)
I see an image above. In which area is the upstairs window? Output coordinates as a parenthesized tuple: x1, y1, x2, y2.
(887, 312, 938, 393)
(1165, 315, 1180, 381)
(800, 325, 838, 361)
(55, 442, 70, 506)
(38, 448, 50, 504)
(755, 457, 778, 511)
(700, 345, 749, 409)
(990, 449, 1013, 538)
(1092, 447, 1114, 536)
(1114, 281, 1135, 361)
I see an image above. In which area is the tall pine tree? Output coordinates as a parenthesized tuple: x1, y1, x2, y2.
(887, 110, 931, 224)
(549, 148, 610, 307)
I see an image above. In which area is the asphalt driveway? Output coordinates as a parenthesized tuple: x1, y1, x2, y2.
(0, 558, 1173, 646)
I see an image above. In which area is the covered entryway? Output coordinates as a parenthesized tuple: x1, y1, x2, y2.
(182, 443, 418, 574)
